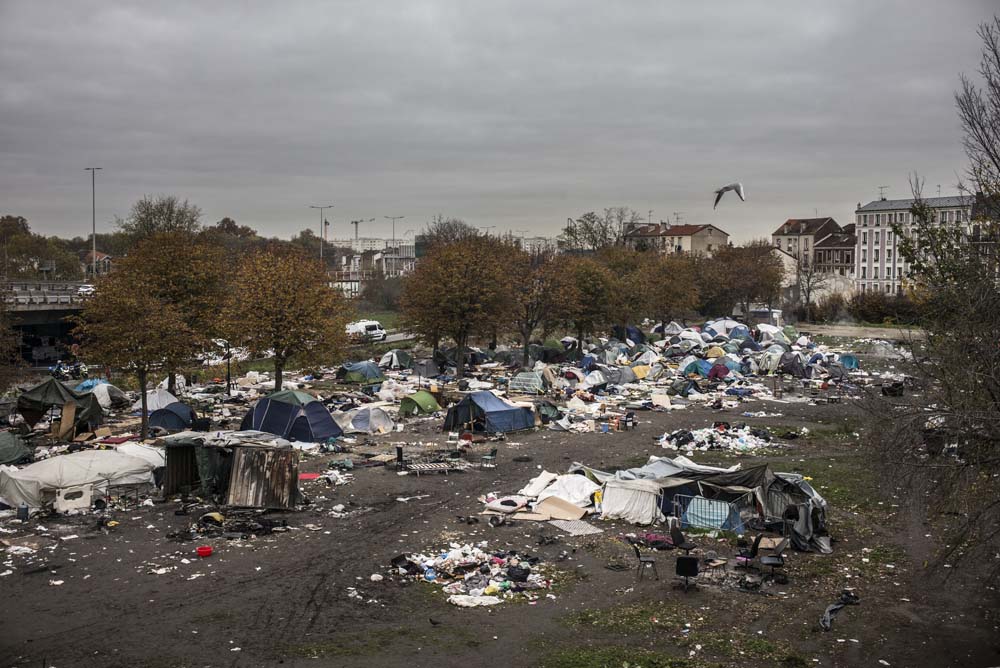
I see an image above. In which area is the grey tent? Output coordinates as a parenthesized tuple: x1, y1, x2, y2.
(413, 358, 441, 377)
(379, 349, 413, 370)
(334, 406, 395, 434)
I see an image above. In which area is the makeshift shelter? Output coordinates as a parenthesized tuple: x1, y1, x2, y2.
(601, 478, 669, 525)
(399, 390, 442, 417)
(133, 389, 179, 413)
(778, 352, 807, 378)
(509, 371, 545, 394)
(0, 450, 155, 509)
(161, 431, 299, 509)
(17, 377, 104, 434)
(840, 354, 860, 370)
(148, 402, 195, 434)
(443, 391, 534, 433)
(379, 349, 413, 370)
(90, 383, 127, 411)
(337, 361, 385, 384)
(536, 474, 601, 507)
(0, 431, 31, 465)
(240, 390, 342, 442)
(335, 406, 395, 434)
(413, 358, 442, 377)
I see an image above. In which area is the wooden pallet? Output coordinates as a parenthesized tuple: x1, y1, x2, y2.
(407, 461, 471, 476)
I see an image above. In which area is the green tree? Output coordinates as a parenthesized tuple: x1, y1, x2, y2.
(221, 246, 353, 391)
(563, 256, 616, 343)
(0, 216, 82, 280)
(117, 195, 202, 241)
(399, 235, 511, 370)
(75, 266, 195, 436)
(508, 250, 581, 367)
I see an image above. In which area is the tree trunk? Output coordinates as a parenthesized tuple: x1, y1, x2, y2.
(522, 331, 531, 369)
(274, 358, 284, 392)
(167, 371, 176, 395)
(138, 368, 149, 438)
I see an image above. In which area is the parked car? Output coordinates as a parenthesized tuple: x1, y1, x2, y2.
(346, 320, 387, 342)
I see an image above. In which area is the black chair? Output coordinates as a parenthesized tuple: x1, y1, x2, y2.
(760, 537, 789, 579)
(394, 445, 411, 471)
(670, 525, 697, 554)
(630, 542, 659, 581)
(736, 534, 764, 571)
(675, 555, 699, 592)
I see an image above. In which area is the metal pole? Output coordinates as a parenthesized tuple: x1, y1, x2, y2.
(310, 204, 333, 262)
(85, 167, 102, 279)
(385, 215, 404, 277)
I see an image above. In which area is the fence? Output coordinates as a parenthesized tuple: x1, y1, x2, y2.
(672, 493, 753, 532)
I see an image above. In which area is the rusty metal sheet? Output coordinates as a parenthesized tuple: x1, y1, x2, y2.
(225, 446, 298, 509)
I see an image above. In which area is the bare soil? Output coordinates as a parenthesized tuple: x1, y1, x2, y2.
(2, 400, 997, 668)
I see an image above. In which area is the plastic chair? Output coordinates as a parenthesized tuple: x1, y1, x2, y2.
(481, 448, 498, 468)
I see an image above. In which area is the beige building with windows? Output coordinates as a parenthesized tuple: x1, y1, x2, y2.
(853, 196, 975, 294)
(770, 217, 842, 266)
(623, 223, 729, 255)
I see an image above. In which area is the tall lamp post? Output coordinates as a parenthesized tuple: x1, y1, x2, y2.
(385, 215, 404, 277)
(84, 167, 102, 279)
(309, 204, 334, 261)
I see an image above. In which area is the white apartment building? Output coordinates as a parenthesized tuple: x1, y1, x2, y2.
(519, 236, 559, 254)
(854, 195, 975, 294)
(329, 237, 388, 253)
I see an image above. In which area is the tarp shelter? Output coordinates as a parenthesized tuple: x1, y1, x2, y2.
(133, 389, 179, 413)
(337, 361, 385, 384)
(509, 371, 545, 394)
(443, 391, 534, 433)
(682, 359, 712, 378)
(413, 358, 441, 377)
(601, 478, 668, 525)
(240, 390, 342, 442)
(334, 406, 395, 434)
(17, 377, 103, 433)
(840, 354, 860, 370)
(90, 383, 127, 411)
(0, 450, 154, 509)
(0, 431, 31, 465)
(399, 390, 442, 417)
(149, 402, 195, 434)
(379, 349, 413, 370)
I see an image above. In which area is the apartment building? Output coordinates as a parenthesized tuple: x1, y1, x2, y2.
(623, 223, 729, 255)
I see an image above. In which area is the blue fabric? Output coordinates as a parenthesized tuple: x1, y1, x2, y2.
(725, 387, 754, 397)
(242, 397, 342, 441)
(840, 354, 860, 370)
(343, 361, 383, 380)
(682, 359, 712, 377)
(580, 354, 597, 371)
(74, 378, 107, 391)
(443, 390, 534, 433)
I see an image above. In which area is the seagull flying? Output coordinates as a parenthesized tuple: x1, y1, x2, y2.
(713, 182, 746, 209)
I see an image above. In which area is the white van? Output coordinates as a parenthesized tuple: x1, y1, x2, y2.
(346, 320, 387, 342)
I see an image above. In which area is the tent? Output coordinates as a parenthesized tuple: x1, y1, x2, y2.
(413, 358, 442, 377)
(334, 406, 395, 434)
(115, 442, 166, 469)
(90, 383, 127, 410)
(682, 359, 712, 378)
(443, 391, 534, 433)
(0, 450, 155, 509)
(840, 354, 860, 370)
(240, 390, 342, 442)
(379, 349, 413, 370)
(399, 390, 442, 417)
(133, 389, 179, 413)
(704, 345, 726, 359)
(337, 361, 385, 384)
(17, 377, 103, 432)
(536, 474, 601, 507)
(0, 431, 31, 465)
(601, 478, 668, 525)
(778, 352, 807, 378)
(148, 402, 195, 433)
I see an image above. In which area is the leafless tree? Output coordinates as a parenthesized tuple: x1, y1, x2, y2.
(796, 258, 830, 320)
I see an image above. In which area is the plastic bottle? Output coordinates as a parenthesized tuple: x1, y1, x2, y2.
(17, 503, 28, 521)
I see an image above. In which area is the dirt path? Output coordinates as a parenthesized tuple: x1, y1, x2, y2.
(2, 400, 996, 667)
(798, 323, 924, 341)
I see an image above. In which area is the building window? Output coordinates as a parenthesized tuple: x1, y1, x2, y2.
(874, 249, 880, 262)
(861, 266, 867, 278)
(874, 231, 880, 245)
(862, 231, 868, 244)
(887, 249, 892, 261)
(846, 252, 852, 263)
(862, 249, 867, 262)
(886, 231, 892, 243)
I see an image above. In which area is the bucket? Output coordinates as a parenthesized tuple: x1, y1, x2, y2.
(600, 422, 609, 433)
(196, 545, 213, 558)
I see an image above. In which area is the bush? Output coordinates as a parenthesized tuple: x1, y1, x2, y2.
(847, 292, 918, 325)
(813, 293, 848, 322)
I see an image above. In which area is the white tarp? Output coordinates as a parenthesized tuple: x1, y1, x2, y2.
(0, 450, 155, 508)
(115, 442, 166, 468)
(517, 470, 559, 497)
(536, 474, 601, 507)
(92, 383, 127, 410)
(600, 478, 666, 525)
(132, 389, 179, 412)
(333, 406, 395, 434)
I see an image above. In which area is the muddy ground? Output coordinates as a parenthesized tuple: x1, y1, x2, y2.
(2, 392, 998, 668)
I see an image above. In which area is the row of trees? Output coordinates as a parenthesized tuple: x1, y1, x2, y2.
(74, 198, 353, 435)
(399, 235, 784, 368)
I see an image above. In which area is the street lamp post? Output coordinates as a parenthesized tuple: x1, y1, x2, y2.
(385, 215, 404, 277)
(309, 204, 334, 261)
(84, 167, 102, 279)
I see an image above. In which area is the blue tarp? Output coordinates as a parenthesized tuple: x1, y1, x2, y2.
(682, 359, 712, 377)
(241, 395, 343, 442)
(443, 391, 534, 433)
(840, 354, 860, 370)
(679, 496, 745, 532)
(74, 378, 108, 392)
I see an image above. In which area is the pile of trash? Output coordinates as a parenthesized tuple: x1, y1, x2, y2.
(659, 422, 773, 453)
(391, 542, 553, 607)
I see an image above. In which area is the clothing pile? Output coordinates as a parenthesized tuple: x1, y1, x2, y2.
(659, 422, 773, 453)
(391, 542, 552, 607)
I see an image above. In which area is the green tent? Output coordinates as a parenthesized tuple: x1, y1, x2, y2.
(399, 390, 442, 417)
(267, 389, 317, 406)
(0, 431, 31, 465)
(17, 377, 103, 431)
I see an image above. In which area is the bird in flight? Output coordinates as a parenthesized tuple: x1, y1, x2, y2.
(713, 182, 745, 209)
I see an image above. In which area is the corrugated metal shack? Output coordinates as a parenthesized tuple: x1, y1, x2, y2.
(161, 431, 299, 510)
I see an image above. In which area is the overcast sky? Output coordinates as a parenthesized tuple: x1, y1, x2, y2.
(1, 1, 995, 242)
